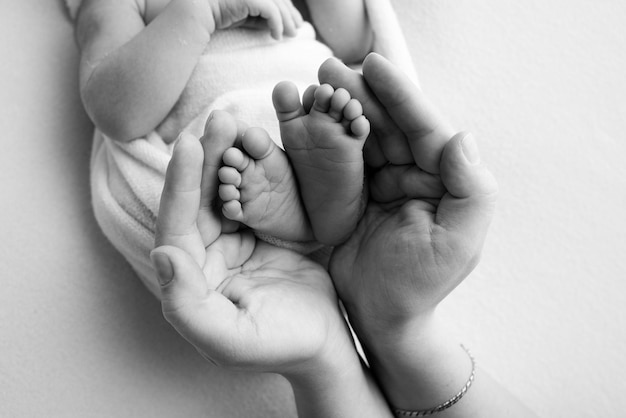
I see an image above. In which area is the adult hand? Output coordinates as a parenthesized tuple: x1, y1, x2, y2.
(321, 54, 538, 417)
(324, 53, 499, 341)
(151, 111, 393, 418)
(151, 111, 347, 375)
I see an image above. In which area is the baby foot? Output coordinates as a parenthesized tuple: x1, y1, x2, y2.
(318, 55, 449, 203)
(272, 81, 370, 245)
(218, 127, 313, 242)
(318, 56, 425, 171)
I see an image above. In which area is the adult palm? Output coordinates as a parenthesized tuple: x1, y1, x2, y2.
(152, 112, 347, 374)
(323, 54, 499, 340)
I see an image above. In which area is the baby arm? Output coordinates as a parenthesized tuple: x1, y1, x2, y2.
(76, 0, 302, 142)
(306, 0, 373, 64)
(76, 0, 214, 141)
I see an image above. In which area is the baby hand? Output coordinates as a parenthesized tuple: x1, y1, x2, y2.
(210, 0, 303, 39)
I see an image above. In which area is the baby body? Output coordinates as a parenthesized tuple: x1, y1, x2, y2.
(157, 20, 333, 143)
(77, 0, 373, 294)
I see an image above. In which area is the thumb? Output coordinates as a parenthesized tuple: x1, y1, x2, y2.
(437, 132, 499, 241)
(151, 245, 208, 303)
(198, 111, 241, 244)
(150, 246, 239, 351)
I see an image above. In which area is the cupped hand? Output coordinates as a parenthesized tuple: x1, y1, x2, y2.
(328, 54, 499, 340)
(152, 111, 348, 375)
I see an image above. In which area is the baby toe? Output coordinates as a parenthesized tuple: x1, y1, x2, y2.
(329, 88, 351, 121)
(218, 184, 241, 202)
(223, 147, 249, 172)
(222, 200, 244, 221)
(273, 81, 304, 121)
(242, 127, 275, 160)
(302, 84, 318, 113)
(343, 98, 363, 121)
(218, 166, 242, 187)
(350, 115, 370, 139)
(312, 84, 335, 113)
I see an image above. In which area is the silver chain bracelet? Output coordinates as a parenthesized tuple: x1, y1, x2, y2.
(393, 345, 476, 417)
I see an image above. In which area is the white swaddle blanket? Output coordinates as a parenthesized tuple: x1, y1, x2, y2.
(66, 0, 418, 298)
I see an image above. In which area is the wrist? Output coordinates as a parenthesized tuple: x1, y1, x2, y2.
(283, 324, 392, 418)
(346, 304, 438, 354)
(282, 323, 358, 388)
(358, 313, 473, 411)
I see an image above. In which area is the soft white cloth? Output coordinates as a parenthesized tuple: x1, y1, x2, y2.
(70, 0, 418, 297)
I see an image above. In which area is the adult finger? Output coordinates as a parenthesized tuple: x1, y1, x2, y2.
(150, 245, 240, 362)
(369, 164, 445, 203)
(318, 57, 413, 165)
(198, 111, 241, 243)
(362, 53, 456, 174)
(363, 133, 387, 168)
(436, 132, 499, 244)
(155, 133, 205, 265)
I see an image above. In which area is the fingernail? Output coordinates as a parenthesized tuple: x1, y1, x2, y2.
(461, 133, 481, 165)
(150, 251, 174, 286)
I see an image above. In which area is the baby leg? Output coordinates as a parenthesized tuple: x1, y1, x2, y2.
(218, 127, 313, 242)
(272, 81, 370, 245)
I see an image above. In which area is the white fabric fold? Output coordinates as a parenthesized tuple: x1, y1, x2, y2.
(69, 0, 418, 297)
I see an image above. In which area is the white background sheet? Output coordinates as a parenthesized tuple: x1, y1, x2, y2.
(1, 1, 624, 416)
